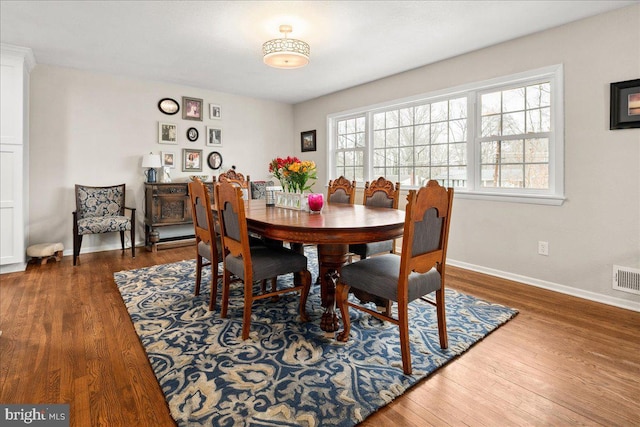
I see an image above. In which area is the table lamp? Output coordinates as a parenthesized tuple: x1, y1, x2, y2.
(142, 153, 162, 183)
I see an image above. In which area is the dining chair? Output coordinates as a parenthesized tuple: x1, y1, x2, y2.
(188, 178, 222, 311)
(335, 180, 454, 375)
(349, 177, 401, 260)
(327, 176, 356, 205)
(72, 184, 136, 266)
(215, 181, 312, 340)
(218, 168, 250, 200)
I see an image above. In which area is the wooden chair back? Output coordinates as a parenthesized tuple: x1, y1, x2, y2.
(362, 177, 400, 209)
(327, 176, 356, 205)
(218, 169, 250, 200)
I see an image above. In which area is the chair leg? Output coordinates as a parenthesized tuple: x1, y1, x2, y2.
(435, 289, 448, 349)
(73, 235, 83, 266)
(220, 270, 232, 318)
(336, 282, 351, 342)
(208, 261, 218, 311)
(241, 279, 254, 340)
(195, 255, 203, 296)
(120, 231, 125, 251)
(398, 300, 412, 375)
(131, 225, 136, 258)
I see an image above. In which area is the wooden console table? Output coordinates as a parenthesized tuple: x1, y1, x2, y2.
(144, 182, 214, 252)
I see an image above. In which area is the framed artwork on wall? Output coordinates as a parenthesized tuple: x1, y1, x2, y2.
(186, 127, 199, 142)
(183, 148, 203, 172)
(209, 103, 221, 119)
(301, 129, 316, 152)
(610, 78, 640, 129)
(206, 127, 222, 146)
(207, 151, 223, 170)
(182, 96, 203, 121)
(158, 122, 177, 144)
(161, 151, 175, 168)
(158, 98, 180, 115)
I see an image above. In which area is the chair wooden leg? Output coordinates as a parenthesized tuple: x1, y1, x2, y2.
(435, 289, 448, 349)
(336, 283, 351, 342)
(241, 279, 253, 340)
(194, 255, 203, 296)
(398, 300, 412, 375)
(131, 226, 135, 258)
(73, 235, 82, 266)
(208, 261, 218, 311)
(221, 270, 232, 318)
(120, 231, 125, 251)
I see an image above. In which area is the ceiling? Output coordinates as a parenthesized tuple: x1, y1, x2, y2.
(1, 1, 636, 104)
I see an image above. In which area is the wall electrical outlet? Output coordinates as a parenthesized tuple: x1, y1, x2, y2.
(538, 241, 549, 256)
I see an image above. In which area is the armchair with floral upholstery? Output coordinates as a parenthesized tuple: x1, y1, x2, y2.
(72, 184, 136, 265)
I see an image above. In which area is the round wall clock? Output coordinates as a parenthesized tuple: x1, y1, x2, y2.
(187, 127, 199, 142)
(158, 98, 179, 115)
(207, 151, 223, 170)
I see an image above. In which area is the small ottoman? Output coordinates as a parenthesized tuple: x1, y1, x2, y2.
(27, 242, 64, 265)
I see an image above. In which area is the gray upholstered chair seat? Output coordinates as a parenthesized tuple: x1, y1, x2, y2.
(349, 240, 394, 260)
(198, 240, 222, 263)
(340, 254, 441, 302)
(225, 246, 307, 283)
(77, 216, 131, 235)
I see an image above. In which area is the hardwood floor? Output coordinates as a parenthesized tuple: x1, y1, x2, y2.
(1, 247, 639, 426)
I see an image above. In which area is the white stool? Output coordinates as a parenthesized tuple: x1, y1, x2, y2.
(27, 242, 64, 265)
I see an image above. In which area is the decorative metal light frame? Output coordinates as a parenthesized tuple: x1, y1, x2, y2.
(263, 25, 310, 69)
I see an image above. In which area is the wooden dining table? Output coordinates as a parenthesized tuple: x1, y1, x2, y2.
(242, 199, 406, 334)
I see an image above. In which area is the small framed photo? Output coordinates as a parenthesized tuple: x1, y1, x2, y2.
(182, 148, 203, 172)
(186, 127, 199, 142)
(610, 79, 640, 129)
(161, 151, 175, 168)
(182, 96, 203, 121)
(301, 129, 317, 152)
(158, 122, 177, 144)
(206, 127, 222, 147)
(209, 104, 221, 120)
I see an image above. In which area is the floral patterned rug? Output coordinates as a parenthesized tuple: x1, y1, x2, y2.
(114, 250, 517, 426)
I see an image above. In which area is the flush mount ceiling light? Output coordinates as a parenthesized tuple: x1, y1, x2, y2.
(263, 25, 310, 69)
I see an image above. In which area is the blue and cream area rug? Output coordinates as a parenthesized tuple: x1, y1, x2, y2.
(114, 250, 518, 426)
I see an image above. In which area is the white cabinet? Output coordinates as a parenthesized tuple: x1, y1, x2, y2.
(0, 44, 35, 273)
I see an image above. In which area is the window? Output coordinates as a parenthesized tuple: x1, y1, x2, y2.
(328, 65, 564, 205)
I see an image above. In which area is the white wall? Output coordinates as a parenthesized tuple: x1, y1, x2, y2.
(293, 5, 640, 310)
(29, 65, 295, 254)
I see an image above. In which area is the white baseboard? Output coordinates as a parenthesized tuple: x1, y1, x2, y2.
(448, 259, 640, 313)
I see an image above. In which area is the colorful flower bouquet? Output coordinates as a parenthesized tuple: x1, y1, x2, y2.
(269, 156, 317, 193)
(269, 156, 317, 210)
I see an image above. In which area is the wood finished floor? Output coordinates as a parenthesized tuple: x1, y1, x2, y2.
(1, 247, 639, 426)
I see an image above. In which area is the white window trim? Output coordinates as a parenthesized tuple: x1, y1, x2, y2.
(327, 64, 565, 205)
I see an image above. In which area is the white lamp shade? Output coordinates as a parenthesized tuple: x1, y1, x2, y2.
(142, 154, 162, 168)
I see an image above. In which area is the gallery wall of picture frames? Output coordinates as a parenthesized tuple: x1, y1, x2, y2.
(157, 96, 225, 174)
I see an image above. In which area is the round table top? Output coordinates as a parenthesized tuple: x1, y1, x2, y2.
(244, 199, 406, 245)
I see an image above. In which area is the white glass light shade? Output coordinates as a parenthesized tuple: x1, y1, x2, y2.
(263, 25, 310, 69)
(141, 154, 162, 168)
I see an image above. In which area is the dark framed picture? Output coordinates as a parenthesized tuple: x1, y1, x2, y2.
(207, 151, 223, 170)
(158, 98, 180, 115)
(301, 129, 316, 152)
(610, 79, 640, 129)
(182, 148, 203, 172)
(186, 127, 199, 142)
(182, 96, 203, 121)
